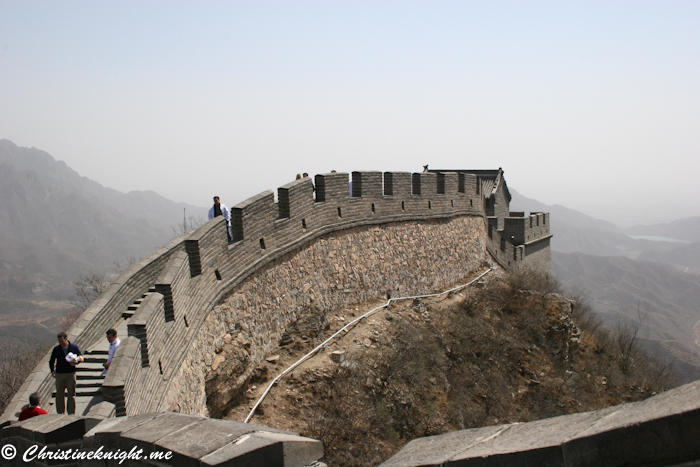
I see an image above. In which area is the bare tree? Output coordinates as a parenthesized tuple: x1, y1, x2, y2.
(171, 208, 206, 238)
(0, 343, 47, 413)
(614, 302, 647, 375)
(59, 270, 110, 331)
(113, 256, 139, 275)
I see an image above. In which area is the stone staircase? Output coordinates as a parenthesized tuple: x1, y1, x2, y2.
(122, 286, 156, 319)
(48, 349, 106, 415)
(47, 286, 156, 416)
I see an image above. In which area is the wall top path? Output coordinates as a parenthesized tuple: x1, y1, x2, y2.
(2, 168, 549, 427)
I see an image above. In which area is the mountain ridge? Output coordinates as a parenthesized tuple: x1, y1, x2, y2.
(0, 140, 206, 336)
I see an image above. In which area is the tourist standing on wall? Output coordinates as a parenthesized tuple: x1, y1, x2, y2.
(18, 392, 47, 421)
(49, 332, 83, 415)
(208, 196, 232, 243)
(101, 329, 120, 376)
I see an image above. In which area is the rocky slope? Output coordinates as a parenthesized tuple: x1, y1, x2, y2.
(213, 272, 676, 467)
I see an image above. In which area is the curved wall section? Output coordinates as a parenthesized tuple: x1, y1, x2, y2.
(2, 170, 548, 423)
(162, 216, 492, 416)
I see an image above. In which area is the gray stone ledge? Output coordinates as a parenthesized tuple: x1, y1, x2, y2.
(379, 380, 700, 467)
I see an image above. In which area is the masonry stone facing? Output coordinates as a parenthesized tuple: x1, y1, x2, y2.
(163, 216, 491, 416)
(0, 168, 559, 466)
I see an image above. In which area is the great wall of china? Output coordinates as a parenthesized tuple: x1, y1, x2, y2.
(2, 168, 698, 466)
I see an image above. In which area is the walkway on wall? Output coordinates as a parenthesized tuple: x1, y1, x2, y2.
(45, 287, 156, 416)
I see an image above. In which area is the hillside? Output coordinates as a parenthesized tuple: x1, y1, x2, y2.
(0, 140, 204, 340)
(223, 272, 676, 467)
(511, 190, 700, 383)
(553, 251, 700, 383)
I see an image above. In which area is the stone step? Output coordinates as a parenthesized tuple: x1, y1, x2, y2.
(75, 363, 106, 372)
(76, 382, 103, 389)
(52, 389, 101, 398)
(82, 357, 107, 364)
(123, 289, 156, 318)
(76, 374, 105, 380)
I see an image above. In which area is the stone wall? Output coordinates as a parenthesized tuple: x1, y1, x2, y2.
(1, 169, 551, 424)
(162, 216, 492, 416)
(379, 379, 700, 467)
(521, 234, 552, 273)
(486, 210, 551, 273)
(1, 412, 324, 467)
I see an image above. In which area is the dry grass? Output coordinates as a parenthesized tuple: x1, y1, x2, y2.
(295, 271, 678, 467)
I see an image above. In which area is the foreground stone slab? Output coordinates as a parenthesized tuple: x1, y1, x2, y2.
(1, 414, 102, 445)
(380, 380, 700, 467)
(2, 412, 323, 467)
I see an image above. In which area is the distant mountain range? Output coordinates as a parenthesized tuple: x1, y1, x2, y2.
(510, 189, 700, 272)
(553, 252, 700, 382)
(511, 189, 700, 383)
(626, 217, 700, 243)
(1, 141, 698, 383)
(0, 139, 204, 342)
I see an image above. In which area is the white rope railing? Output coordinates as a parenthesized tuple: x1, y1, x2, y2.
(244, 267, 494, 423)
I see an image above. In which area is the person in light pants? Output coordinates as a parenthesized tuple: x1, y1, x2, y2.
(49, 332, 83, 415)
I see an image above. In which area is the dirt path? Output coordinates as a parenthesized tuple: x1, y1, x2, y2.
(225, 269, 491, 432)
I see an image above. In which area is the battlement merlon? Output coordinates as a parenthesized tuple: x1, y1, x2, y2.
(0, 166, 548, 426)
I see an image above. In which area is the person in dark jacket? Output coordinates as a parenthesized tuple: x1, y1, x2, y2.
(49, 332, 83, 415)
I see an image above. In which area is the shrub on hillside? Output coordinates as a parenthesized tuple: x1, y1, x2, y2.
(302, 271, 679, 467)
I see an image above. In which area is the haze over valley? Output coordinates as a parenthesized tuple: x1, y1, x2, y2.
(1, 140, 699, 383)
(0, 140, 203, 345)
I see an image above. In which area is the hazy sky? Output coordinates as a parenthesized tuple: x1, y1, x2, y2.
(1, 1, 698, 227)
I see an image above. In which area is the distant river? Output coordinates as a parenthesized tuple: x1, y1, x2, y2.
(628, 235, 692, 244)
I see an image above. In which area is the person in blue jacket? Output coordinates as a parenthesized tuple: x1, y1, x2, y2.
(49, 332, 83, 415)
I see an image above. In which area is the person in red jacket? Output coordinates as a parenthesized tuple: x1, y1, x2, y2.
(19, 392, 48, 421)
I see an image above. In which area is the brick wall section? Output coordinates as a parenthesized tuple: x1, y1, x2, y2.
(486, 210, 552, 272)
(118, 248, 204, 416)
(154, 251, 187, 322)
(187, 218, 229, 278)
(233, 190, 277, 250)
(278, 178, 314, 220)
(127, 292, 165, 367)
(385, 172, 411, 197)
(493, 182, 510, 225)
(1, 169, 550, 423)
(155, 251, 191, 324)
(522, 236, 552, 273)
(503, 212, 550, 244)
(163, 216, 494, 416)
(352, 171, 382, 198)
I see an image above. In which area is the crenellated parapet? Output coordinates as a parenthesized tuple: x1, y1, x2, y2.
(488, 211, 552, 272)
(428, 168, 552, 272)
(1, 168, 550, 424)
